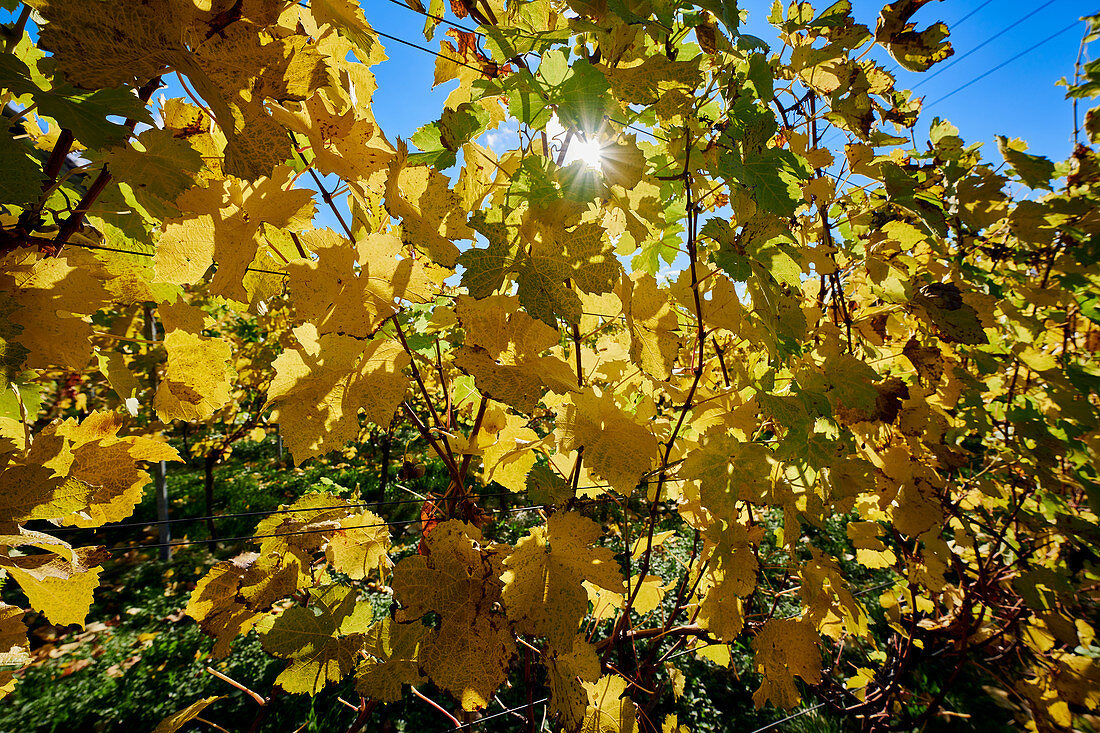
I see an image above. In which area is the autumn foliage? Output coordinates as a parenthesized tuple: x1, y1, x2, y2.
(1, 0, 1099, 731)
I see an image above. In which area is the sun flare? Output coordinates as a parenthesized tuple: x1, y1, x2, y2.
(571, 136, 605, 170)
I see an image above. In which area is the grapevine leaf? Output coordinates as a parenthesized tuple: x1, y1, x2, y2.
(481, 412, 542, 493)
(325, 511, 392, 580)
(154, 330, 236, 422)
(266, 325, 410, 463)
(555, 388, 660, 495)
(185, 553, 270, 658)
(102, 127, 203, 210)
(622, 272, 681, 381)
(391, 521, 514, 710)
(0, 128, 45, 206)
(751, 617, 823, 709)
(452, 294, 577, 412)
(997, 136, 1056, 191)
(385, 146, 471, 268)
(152, 697, 225, 733)
(875, 0, 954, 72)
(681, 430, 776, 516)
(356, 616, 427, 702)
(546, 636, 601, 730)
(502, 512, 625, 649)
(0, 545, 105, 626)
(258, 584, 371, 695)
(910, 283, 988, 345)
(0, 603, 28, 700)
(309, 0, 378, 59)
(581, 674, 638, 733)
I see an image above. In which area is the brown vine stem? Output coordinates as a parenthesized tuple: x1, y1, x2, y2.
(453, 395, 489, 510)
(194, 717, 231, 733)
(566, 307, 586, 501)
(53, 76, 163, 256)
(290, 132, 354, 240)
(288, 230, 309, 259)
(605, 131, 703, 668)
(206, 666, 266, 706)
(807, 94, 852, 353)
(401, 401, 461, 481)
(637, 530, 703, 674)
(434, 338, 454, 429)
(2, 5, 30, 54)
(711, 336, 731, 387)
(411, 686, 461, 729)
(391, 316, 455, 471)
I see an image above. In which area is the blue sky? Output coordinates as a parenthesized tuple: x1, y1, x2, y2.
(366, 0, 1094, 164)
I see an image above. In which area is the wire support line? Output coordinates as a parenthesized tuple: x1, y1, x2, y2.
(52, 478, 682, 541)
(57, 240, 289, 277)
(948, 0, 998, 30)
(433, 697, 549, 732)
(46, 489, 525, 533)
(910, 0, 1060, 90)
(113, 499, 621, 553)
(925, 18, 1082, 108)
(381, 0, 484, 38)
(748, 702, 827, 733)
(371, 26, 489, 76)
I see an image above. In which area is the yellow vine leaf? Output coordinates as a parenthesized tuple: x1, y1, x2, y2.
(0, 452, 90, 528)
(519, 222, 621, 327)
(0, 248, 110, 371)
(581, 674, 638, 733)
(546, 636, 601, 730)
(502, 511, 625, 649)
(847, 521, 897, 569)
(800, 549, 869, 640)
(697, 524, 761, 641)
(680, 430, 776, 517)
(252, 493, 388, 569)
(308, 0, 378, 60)
(51, 411, 181, 527)
(584, 574, 665, 621)
(356, 615, 427, 702)
(153, 330, 236, 422)
(621, 272, 681, 381)
(258, 584, 372, 695)
(270, 95, 392, 190)
(157, 296, 211, 335)
(385, 145, 471, 268)
(324, 512, 392, 580)
(27, 0, 201, 90)
(0, 603, 28, 700)
(453, 294, 578, 413)
(95, 351, 140, 415)
(356, 231, 445, 305)
(154, 167, 315, 303)
(152, 696, 225, 733)
(286, 230, 395, 338)
(0, 545, 105, 627)
(672, 265, 743, 336)
(599, 54, 702, 105)
(266, 325, 409, 463)
(186, 555, 266, 658)
(892, 478, 944, 537)
(555, 388, 659, 495)
(751, 617, 823, 709)
(391, 520, 514, 710)
(186, 551, 306, 658)
(481, 412, 541, 493)
(662, 713, 690, 733)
